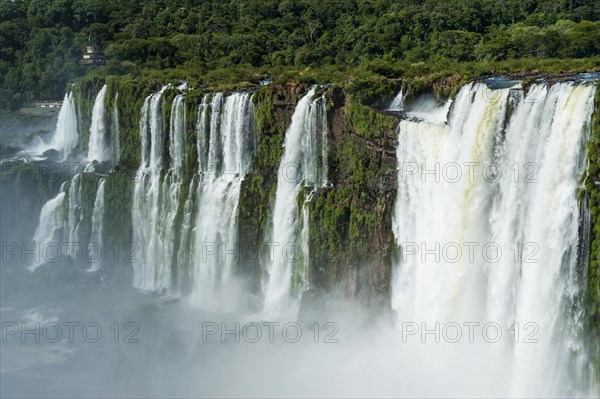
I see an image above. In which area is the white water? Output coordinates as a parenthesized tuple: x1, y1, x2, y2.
(403, 94, 453, 123)
(65, 173, 83, 250)
(89, 179, 106, 272)
(130, 89, 260, 301)
(10, 79, 600, 398)
(29, 171, 108, 270)
(87, 85, 109, 162)
(391, 82, 597, 396)
(190, 92, 256, 310)
(38, 91, 78, 160)
(112, 93, 121, 162)
(175, 176, 197, 293)
(169, 94, 186, 177)
(388, 89, 404, 110)
(29, 189, 66, 271)
(132, 87, 171, 292)
(156, 93, 186, 289)
(263, 87, 329, 318)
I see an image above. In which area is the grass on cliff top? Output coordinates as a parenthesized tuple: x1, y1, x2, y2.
(80, 56, 600, 106)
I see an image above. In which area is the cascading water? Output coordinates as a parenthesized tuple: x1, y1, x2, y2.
(176, 176, 197, 292)
(89, 178, 106, 272)
(65, 173, 83, 249)
(189, 92, 257, 310)
(130, 89, 258, 303)
(169, 94, 186, 176)
(131, 86, 172, 292)
(388, 89, 404, 111)
(155, 93, 186, 290)
(112, 93, 121, 162)
(42, 91, 78, 160)
(28, 85, 114, 273)
(29, 188, 66, 271)
(87, 85, 110, 162)
(7, 75, 600, 398)
(29, 170, 105, 270)
(263, 87, 329, 318)
(391, 82, 597, 396)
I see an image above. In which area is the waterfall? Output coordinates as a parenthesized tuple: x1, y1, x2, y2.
(29, 169, 109, 271)
(87, 85, 109, 162)
(112, 93, 121, 163)
(89, 179, 106, 272)
(44, 91, 78, 160)
(130, 89, 258, 302)
(391, 82, 597, 396)
(176, 176, 197, 293)
(65, 173, 83, 250)
(157, 93, 187, 289)
(388, 89, 404, 110)
(131, 86, 172, 292)
(263, 87, 329, 318)
(169, 94, 186, 176)
(190, 92, 257, 310)
(29, 189, 66, 271)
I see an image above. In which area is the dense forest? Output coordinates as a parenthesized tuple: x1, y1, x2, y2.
(1, 0, 600, 110)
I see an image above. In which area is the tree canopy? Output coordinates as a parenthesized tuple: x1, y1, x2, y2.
(1, 0, 600, 110)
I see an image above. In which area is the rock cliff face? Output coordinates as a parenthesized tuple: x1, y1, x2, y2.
(236, 84, 399, 308)
(306, 88, 398, 309)
(238, 83, 303, 293)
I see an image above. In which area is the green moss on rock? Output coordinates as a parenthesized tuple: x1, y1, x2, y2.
(585, 83, 600, 380)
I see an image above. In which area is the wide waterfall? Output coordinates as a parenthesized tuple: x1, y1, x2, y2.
(263, 87, 329, 318)
(391, 81, 597, 396)
(87, 84, 109, 162)
(189, 92, 256, 309)
(6, 78, 599, 398)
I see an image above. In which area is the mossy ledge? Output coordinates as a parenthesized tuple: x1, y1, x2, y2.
(305, 87, 399, 309)
(585, 83, 600, 380)
(237, 83, 399, 306)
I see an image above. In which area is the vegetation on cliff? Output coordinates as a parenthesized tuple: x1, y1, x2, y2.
(585, 84, 600, 378)
(2, 0, 600, 111)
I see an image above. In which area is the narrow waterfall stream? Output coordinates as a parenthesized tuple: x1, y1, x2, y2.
(263, 87, 329, 318)
(89, 178, 106, 272)
(87, 84, 109, 162)
(35, 90, 78, 160)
